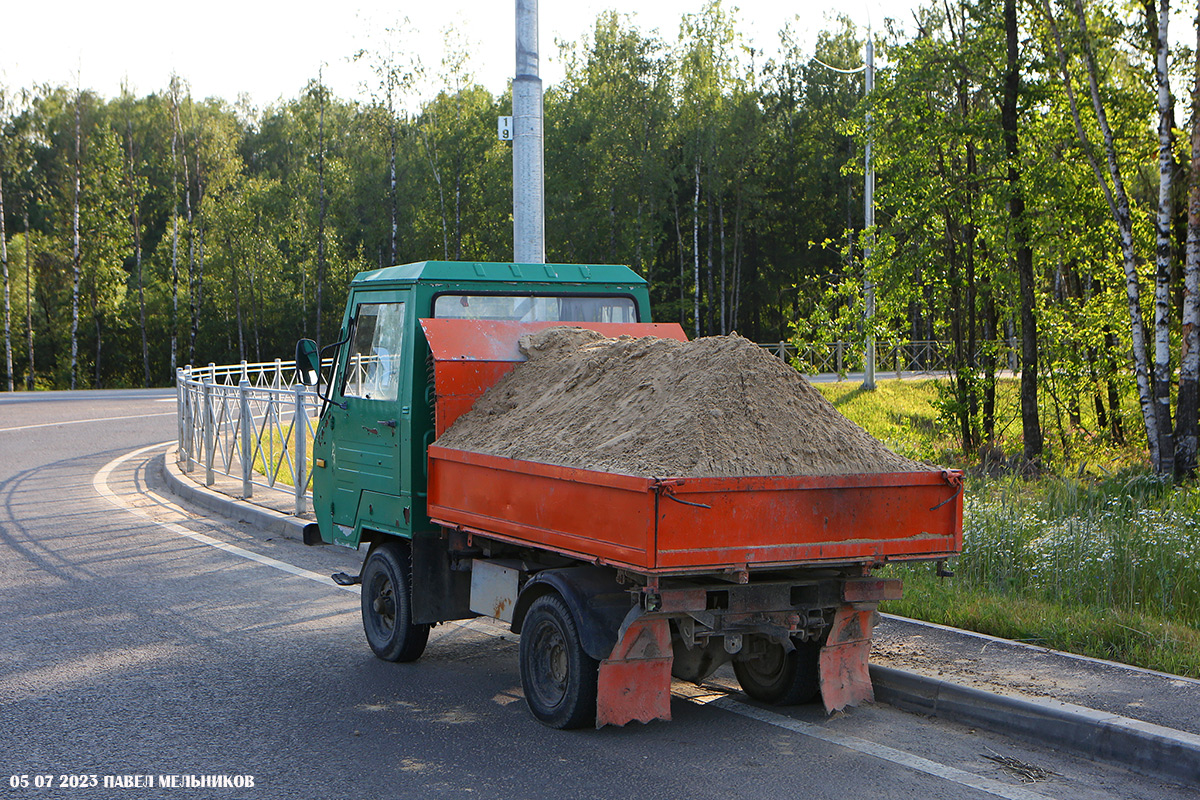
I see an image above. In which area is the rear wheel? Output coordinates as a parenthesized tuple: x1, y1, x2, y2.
(519, 594, 598, 729)
(361, 540, 430, 662)
(733, 636, 821, 705)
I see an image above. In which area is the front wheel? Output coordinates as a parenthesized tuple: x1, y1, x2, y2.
(519, 594, 598, 729)
(733, 636, 821, 705)
(361, 541, 430, 662)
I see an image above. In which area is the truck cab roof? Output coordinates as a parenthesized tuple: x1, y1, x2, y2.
(350, 260, 647, 289)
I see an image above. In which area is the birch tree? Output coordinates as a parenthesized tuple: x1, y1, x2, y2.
(120, 86, 150, 387)
(1150, 0, 1175, 473)
(69, 87, 82, 390)
(1178, 6, 1200, 476)
(169, 76, 182, 374)
(1, 87, 11, 392)
(1039, 0, 1158, 467)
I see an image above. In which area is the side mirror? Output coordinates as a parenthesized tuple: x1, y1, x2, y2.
(295, 339, 320, 386)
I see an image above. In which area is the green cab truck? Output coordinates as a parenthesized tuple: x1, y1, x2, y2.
(296, 260, 962, 729)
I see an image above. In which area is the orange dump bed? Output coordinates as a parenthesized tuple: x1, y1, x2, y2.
(427, 446, 962, 575)
(420, 318, 963, 576)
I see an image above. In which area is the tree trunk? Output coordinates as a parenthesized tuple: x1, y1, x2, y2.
(252, 219, 263, 362)
(126, 113, 148, 388)
(93, 316, 102, 388)
(1004, 0, 1043, 465)
(982, 274, 998, 442)
(1178, 1, 1200, 477)
(228, 231, 244, 361)
(692, 161, 701, 339)
(1151, 0, 1176, 473)
(706, 187, 715, 336)
(966, 140, 979, 429)
(673, 197, 686, 326)
(1101, 331, 1126, 443)
(170, 85, 180, 375)
(732, 188, 743, 332)
(70, 91, 82, 391)
(24, 209, 34, 390)
(454, 176, 462, 261)
(316, 76, 327, 352)
(1, 146, 11, 392)
(390, 116, 398, 264)
(719, 198, 727, 334)
(183, 111, 196, 366)
(189, 132, 205, 365)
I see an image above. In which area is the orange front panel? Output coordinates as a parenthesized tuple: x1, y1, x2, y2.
(420, 319, 688, 364)
(432, 361, 519, 436)
(427, 446, 659, 570)
(420, 319, 690, 436)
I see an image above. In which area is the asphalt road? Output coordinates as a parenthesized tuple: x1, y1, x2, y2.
(0, 389, 1192, 800)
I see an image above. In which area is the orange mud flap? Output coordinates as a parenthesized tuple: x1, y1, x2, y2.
(596, 613, 673, 728)
(818, 605, 878, 713)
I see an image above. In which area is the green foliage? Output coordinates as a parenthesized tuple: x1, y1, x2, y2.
(0, 0, 1191, 430)
(816, 377, 1199, 675)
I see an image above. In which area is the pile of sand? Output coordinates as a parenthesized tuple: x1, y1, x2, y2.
(435, 327, 931, 477)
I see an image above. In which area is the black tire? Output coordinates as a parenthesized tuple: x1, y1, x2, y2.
(733, 636, 821, 705)
(361, 540, 430, 662)
(519, 594, 598, 729)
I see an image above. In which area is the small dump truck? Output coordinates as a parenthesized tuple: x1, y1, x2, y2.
(296, 260, 963, 729)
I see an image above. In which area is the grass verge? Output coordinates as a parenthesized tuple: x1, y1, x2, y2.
(815, 376, 1200, 677)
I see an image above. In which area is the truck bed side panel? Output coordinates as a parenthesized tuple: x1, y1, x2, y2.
(428, 446, 962, 574)
(427, 446, 658, 568)
(652, 473, 962, 568)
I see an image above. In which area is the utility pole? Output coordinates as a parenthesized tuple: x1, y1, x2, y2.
(863, 36, 876, 390)
(812, 34, 875, 388)
(513, 0, 545, 264)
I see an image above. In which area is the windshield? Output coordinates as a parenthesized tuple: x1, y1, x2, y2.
(432, 294, 637, 323)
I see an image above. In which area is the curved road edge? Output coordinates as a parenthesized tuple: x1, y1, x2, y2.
(871, 664, 1200, 787)
(156, 445, 1200, 789)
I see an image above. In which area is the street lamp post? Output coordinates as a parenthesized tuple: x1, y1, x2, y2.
(513, 0, 545, 264)
(863, 37, 876, 390)
(812, 32, 875, 389)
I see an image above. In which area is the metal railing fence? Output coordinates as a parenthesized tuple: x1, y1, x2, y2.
(759, 339, 1018, 377)
(175, 358, 328, 515)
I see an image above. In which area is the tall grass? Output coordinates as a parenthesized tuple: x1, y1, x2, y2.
(958, 474, 1200, 624)
(812, 377, 1200, 676)
(878, 470, 1200, 676)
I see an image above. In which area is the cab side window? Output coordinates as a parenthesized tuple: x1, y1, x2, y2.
(342, 301, 406, 401)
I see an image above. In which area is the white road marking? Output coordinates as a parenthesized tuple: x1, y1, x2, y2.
(95, 444, 1055, 798)
(93, 442, 357, 595)
(1, 412, 176, 433)
(681, 689, 1054, 800)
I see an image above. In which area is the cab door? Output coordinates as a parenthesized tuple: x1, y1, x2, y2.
(323, 291, 409, 546)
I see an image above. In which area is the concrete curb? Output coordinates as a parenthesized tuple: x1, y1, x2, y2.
(160, 448, 308, 543)
(157, 446, 1199, 787)
(872, 664, 1200, 787)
